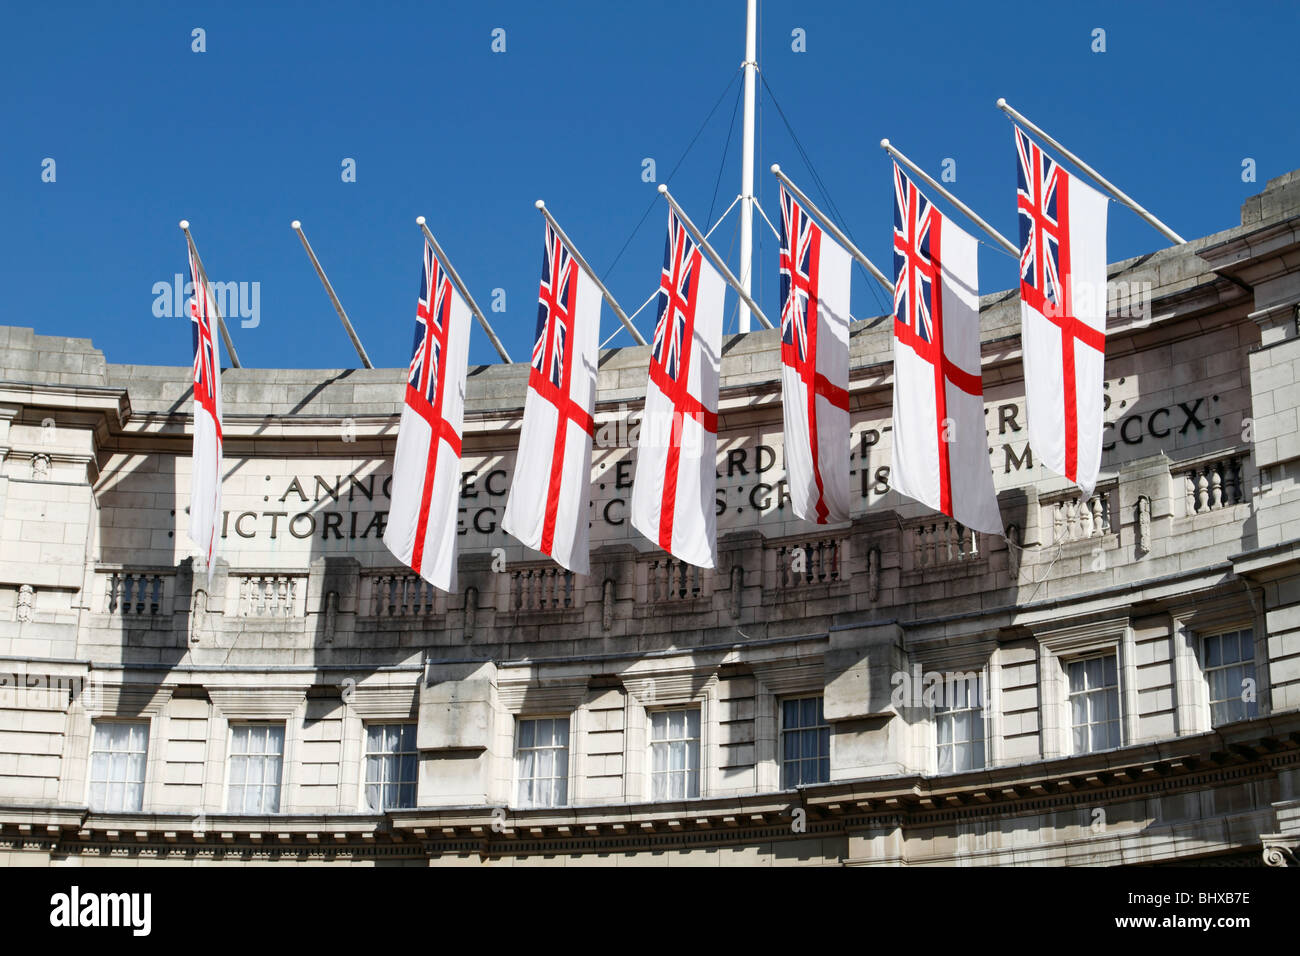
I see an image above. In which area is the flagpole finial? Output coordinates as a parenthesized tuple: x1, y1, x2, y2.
(415, 216, 426, 226)
(879, 139, 890, 149)
(770, 163, 780, 174)
(291, 220, 301, 230)
(534, 199, 545, 210)
(996, 97, 1007, 108)
(178, 219, 189, 230)
(657, 184, 668, 194)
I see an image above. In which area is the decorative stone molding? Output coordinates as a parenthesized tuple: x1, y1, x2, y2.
(1005, 526, 1021, 581)
(322, 590, 338, 642)
(190, 588, 209, 642)
(30, 453, 50, 480)
(15, 584, 34, 623)
(1136, 495, 1151, 556)
(1261, 837, 1298, 867)
(1032, 616, 1132, 759)
(602, 579, 616, 630)
(751, 657, 824, 698)
(622, 665, 719, 709)
(347, 682, 419, 720)
(207, 686, 308, 720)
(496, 672, 588, 714)
(83, 683, 174, 718)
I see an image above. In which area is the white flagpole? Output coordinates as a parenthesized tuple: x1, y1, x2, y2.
(879, 140, 1020, 257)
(658, 184, 775, 331)
(770, 164, 895, 296)
(290, 220, 374, 369)
(996, 98, 1186, 245)
(737, 0, 758, 333)
(534, 200, 648, 346)
(415, 217, 513, 364)
(179, 221, 242, 368)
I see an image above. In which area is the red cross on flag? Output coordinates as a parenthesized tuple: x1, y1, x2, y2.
(1015, 126, 1109, 494)
(631, 209, 725, 569)
(778, 185, 852, 524)
(384, 240, 472, 592)
(502, 223, 601, 574)
(889, 163, 1002, 536)
(186, 241, 224, 582)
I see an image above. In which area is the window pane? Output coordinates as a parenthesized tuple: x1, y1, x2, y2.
(783, 700, 799, 728)
(1068, 660, 1085, 693)
(785, 729, 801, 762)
(651, 772, 667, 802)
(800, 698, 817, 727)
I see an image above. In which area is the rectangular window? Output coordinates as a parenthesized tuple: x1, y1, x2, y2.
(1203, 629, 1258, 726)
(515, 717, 569, 808)
(781, 696, 829, 788)
(89, 721, 149, 812)
(935, 676, 986, 773)
(650, 708, 701, 800)
(1068, 654, 1121, 754)
(364, 723, 418, 811)
(227, 723, 285, 813)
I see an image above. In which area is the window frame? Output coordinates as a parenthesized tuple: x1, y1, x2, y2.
(778, 695, 830, 789)
(1199, 627, 1261, 728)
(1065, 651, 1124, 755)
(85, 718, 151, 813)
(224, 720, 287, 815)
(360, 721, 419, 812)
(512, 714, 573, 810)
(931, 671, 988, 775)
(647, 706, 704, 801)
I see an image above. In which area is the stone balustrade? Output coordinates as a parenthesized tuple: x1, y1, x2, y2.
(910, 519, 981, 567)
(362, 570, 441, 618)
(508, 566, 576, 612)
(232, 573, 306, 618)
(772, 537, 845, 589)
(1177, 455, 1247, 515)
(1043, 484, 1116, 543)
(645, 556, 706, 603)
(102, 570, 171, 616)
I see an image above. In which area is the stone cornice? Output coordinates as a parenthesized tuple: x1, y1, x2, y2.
(6, 708, 1293, 862)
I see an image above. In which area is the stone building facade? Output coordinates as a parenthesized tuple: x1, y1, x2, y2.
(1, 172, 1299, 867)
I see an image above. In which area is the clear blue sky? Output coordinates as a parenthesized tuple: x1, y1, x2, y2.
(3, 1, 1296, 370)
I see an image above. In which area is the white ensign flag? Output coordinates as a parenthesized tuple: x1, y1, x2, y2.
(502, 223, 601, 574)
(383, 240, 472, 592)
(631, 209, 725, 569)
(889, 163, 1002, 536)
(1015, 125, 1109, 494)
(778, 184, 852, 524)
(186, 241, 224, 582)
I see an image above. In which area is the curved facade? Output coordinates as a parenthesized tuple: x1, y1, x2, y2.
(2, 172, 1300, 867)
